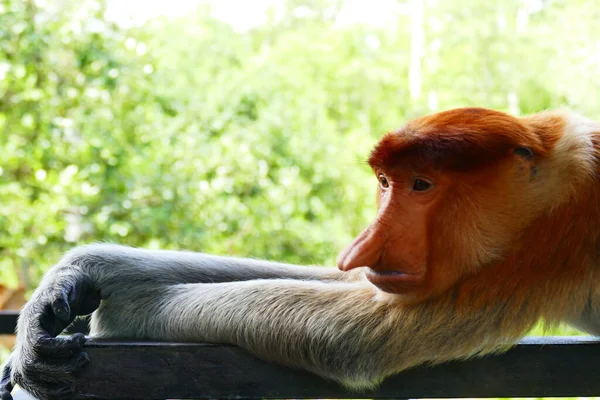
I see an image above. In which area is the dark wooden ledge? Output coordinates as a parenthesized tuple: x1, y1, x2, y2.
(3, 312, 600, 399)
(0, 311, 18, 335)
(75, 336, 600, 399)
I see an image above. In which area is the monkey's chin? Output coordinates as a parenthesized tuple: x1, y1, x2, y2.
(365, 268, 425, 294)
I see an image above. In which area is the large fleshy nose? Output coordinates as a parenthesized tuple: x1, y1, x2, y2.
(336, 225, 385, 271)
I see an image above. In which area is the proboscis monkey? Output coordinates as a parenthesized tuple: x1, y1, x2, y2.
(2, 107, 599, 400)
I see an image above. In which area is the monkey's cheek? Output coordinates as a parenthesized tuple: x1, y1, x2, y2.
(364, 269, 425, 295)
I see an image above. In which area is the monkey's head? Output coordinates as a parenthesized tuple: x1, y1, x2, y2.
(337, 107, 577, 304)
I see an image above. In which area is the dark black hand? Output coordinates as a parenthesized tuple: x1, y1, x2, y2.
(0, 272, 101, 400)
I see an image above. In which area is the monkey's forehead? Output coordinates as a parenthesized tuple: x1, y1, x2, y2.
(368, 108, 545, 172)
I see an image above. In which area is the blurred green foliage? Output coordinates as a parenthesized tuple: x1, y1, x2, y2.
(0, 0, 598, 313)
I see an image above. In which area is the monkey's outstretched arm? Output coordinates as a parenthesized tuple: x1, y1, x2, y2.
(90, 278, 506, 389)
(63, 244, 344, 289)
(2, 269, 401, 398)
(0, 246, 347, 400)
(93, 279, 410, 388)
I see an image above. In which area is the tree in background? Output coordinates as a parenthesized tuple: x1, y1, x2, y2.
(0, 0, 158, 287)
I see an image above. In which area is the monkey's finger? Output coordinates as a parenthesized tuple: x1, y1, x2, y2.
(0, 390, 12, 400)
(34, 334, 87, 358)
(52, 294, 71, 322)
(41, 281, 81, 336)
(21, 352, 90, 378)
(76, 285, 101, 316)
(15, 378, 75, 400)
(10, 349, 87, 400)
(0, 359, 14, 400)
(69, 278, 101, 316)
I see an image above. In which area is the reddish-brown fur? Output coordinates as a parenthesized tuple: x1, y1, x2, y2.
(369, 108, 551, 172)
(338, 107, 600, 307)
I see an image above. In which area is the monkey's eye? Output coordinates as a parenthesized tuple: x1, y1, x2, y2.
(412, 179, 432, 192)
(378, 174, 389, 189)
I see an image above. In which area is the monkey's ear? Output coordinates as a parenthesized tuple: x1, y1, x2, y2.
(514, 146, 537, 177)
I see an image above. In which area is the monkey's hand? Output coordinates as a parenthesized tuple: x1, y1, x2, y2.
(0, 262, 101, 400)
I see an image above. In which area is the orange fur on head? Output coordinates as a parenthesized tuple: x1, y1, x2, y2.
(369, 108, 549, 172)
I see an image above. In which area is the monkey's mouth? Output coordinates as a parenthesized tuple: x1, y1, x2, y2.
(367, 269, 407, 276)
(365, 268, 424, 293)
